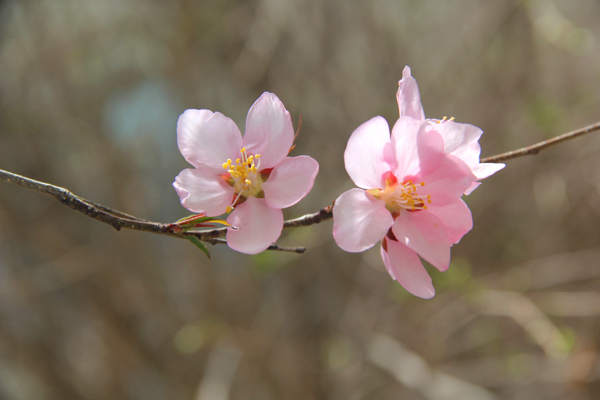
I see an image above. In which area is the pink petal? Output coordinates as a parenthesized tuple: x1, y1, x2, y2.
(416, 123, 445, 176)
(333, 189, 394, 252)
(392, 210, 451, 272)
(242, 93, 295, 170)
(344, 116, 392, 189)
(262, 156, 319, 209)
(464, 182, 481, 195)
(418, 154, 476, 206)
(391, 116, 423, 178)
(433, 120, 483, 170)
(177, 109, 243, 175)
(381, 239, 435, 299)
(226, 197, 284, 254)
(426, 199, 473, 244)
(173, 168, 235, 216)
(397, 66, 426, 121)
(473, 163, 505, 180)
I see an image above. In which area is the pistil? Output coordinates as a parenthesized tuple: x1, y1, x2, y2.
(222, 147, 263, 212)
(368, 177, 432, 216)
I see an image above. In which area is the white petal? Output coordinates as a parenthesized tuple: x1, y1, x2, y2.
(391, 116, 423, 178)
(381, 239, 435, 299)
(173, 168, 235, 216)
(226, 197, 283, 254)
(426, 199, 473, 244)
(433, 120, 483, 170)
(473, 163, 505, 180)
(392, 211, 451, 272)
(332, 189, 394, 252)
(397, 66, 426, 121)
(262, 156, 319, 209)
(344, 116, 393, 189)
(177, 109, 243, 174)
(242, 93, 295, 170)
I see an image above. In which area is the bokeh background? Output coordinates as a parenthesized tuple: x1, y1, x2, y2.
(1, 0, 600, 399)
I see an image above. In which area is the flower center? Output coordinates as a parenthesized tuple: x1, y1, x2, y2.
(367, 173, 431, 217)
(222, 147, 263, 212)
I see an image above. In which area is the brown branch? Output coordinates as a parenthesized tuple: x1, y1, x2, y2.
(210, 238, 306, 254)
(283, 205, 333, 228)
(1, 120, 597, 253)
(0, 168, 302, 250)
(481, 121, 600, 163)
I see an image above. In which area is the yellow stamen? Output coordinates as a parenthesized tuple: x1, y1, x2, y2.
(437, 116, 455, 124)
(222, 147, 264, 211)
(380, 178, 431, 214)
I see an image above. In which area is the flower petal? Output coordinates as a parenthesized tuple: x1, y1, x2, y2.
(426, 199, 473, 244)
(381, 239, 435, 299)
(464, 182, 481, 195)
(397, 66, 425, 121)
(333, 188, 394, 252)
(344, 116, 392, 189)
(418, 154, 475, 206)
(173, 168, 235, 216)
(262, 156, 319, 209)
(392, 210, 451, 271)
(464, 163, 504, 195)
(416, 123, 445, 176)
(391, 116, 422, 178)
(177, 109, 243, 174)
(226, 197, 283, 254)
(473, 162, 506, 180)
(433, 120, 483, 170)
(242, 92, 295, 169)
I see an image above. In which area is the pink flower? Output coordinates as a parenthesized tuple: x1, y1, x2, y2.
(397, 66, 505, 193)
(333, 67, 504, 298)
(173, 92, 319, 254)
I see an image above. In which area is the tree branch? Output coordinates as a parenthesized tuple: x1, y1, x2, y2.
(1, 119, 598, 253)
(480, 121, 600, 163)
(0, 169, 282, 249)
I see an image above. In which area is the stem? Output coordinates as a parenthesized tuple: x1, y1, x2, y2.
(0, 169, 291, 249)
(1, 119, 598, 252)
(480, 121, 600, 163)
(210, 238, 306, 253)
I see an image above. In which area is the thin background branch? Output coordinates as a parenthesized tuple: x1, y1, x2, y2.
(480, 121, 600, 163)
(1, 119, 599, 252)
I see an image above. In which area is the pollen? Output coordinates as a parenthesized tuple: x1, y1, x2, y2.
(437, 116, 455, 124)
(222, 147, 263, 212)
(379, 178, 431, 214)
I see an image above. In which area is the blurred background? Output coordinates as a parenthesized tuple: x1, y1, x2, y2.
(0, 0, 600, 399)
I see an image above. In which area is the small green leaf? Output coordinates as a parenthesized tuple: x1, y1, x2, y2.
(174, 214, 230, 230)
(185, 236, 211, 259)
(177, 214, 212, 225)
